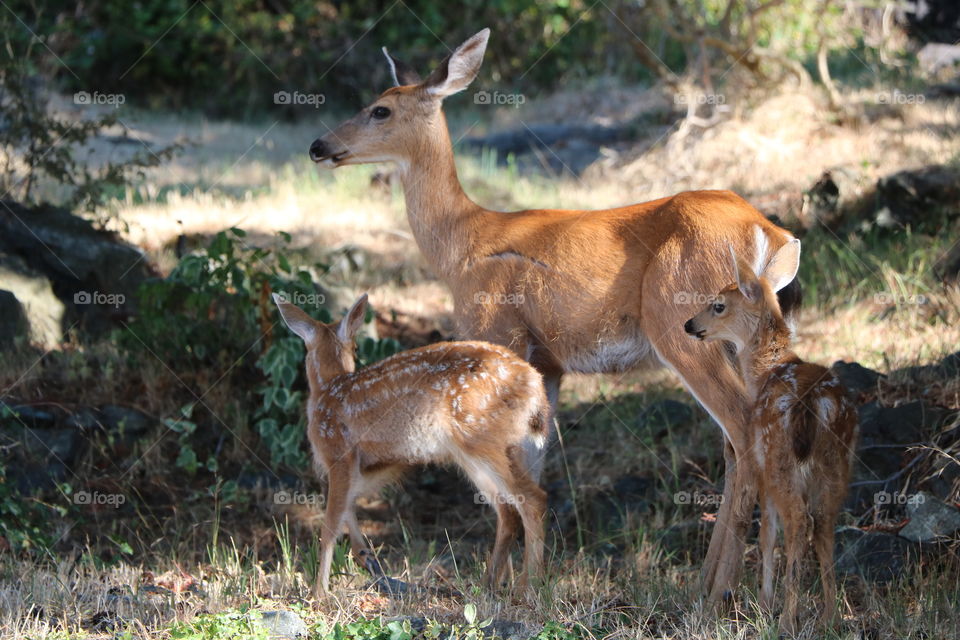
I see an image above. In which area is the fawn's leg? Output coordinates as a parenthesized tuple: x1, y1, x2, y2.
(458, 452, 516, 588)
(488, 503, 522, 588)
(759, 492, 779, 612)
(505, 446, 547, 588)
(346, 512, 385, 577)
(316, 457, 356, 598)
(778, 493, 809, 635)
(814, 509, 840, 629)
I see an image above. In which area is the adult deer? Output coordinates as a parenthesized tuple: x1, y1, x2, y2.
(308, 28, 802, 601)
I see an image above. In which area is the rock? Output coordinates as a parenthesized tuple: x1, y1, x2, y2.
(64, 407, 101, 432)
(917, 43, 960, 76)
(831, 361, 883, 398)
(899, 491, 960, 543)
(98, 405, 154, 436)
(934, 241, 960, 284)
(257, 610, 308, 639)
(858, 401, 947, 446)
(0, 290, 28, 347)
(21, 427, 79, 464)
(480, 620, 533, 640)
(875, 165, 960, 230)
(835, 527, 913, 583)
(0, 200, 155, 339)
(0, 253, 65, 347)
(0, 402, 58, 429)
(386, 616, 535, 640)
(595, 474, 654, 529)
(938, 351, 960, 377)
(638, 399, 695, 434)
(801, 167, 872, 230)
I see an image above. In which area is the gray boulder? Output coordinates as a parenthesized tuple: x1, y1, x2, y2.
(257, 610, 308, 639)
(0, 200, 154, 340)
(899, 491, 960, 543)
(835, 527, 913, 583)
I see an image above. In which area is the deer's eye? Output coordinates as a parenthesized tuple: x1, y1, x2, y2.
(713, 303, 726, 314)
(371, 106, 391, 119)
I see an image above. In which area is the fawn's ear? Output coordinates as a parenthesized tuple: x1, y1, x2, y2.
(382, 47, 422, 86)
(761, 238, 801, 293)
(337, 293, 368, 343)
(423, 28, 489, 98)
(273, 293, 317, 343)
(729, 244, 763, 304)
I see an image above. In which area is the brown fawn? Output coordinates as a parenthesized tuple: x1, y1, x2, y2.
(684, 243, 857, 632)
(309, 28, 804, 598)
(273, 292, 551, 597)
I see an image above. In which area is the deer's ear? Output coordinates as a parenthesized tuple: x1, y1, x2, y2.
(337, 293, 368, 343)
(761, 238, 801, 293)
(423, 28, 489, 98)
(273, 293, 317, 343)
(382, 47, 422, 86)
(730, 245, 763, 303)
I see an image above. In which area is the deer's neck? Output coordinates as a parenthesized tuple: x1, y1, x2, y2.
(396, 114, 481, 277)
(738, 309, 795, 400)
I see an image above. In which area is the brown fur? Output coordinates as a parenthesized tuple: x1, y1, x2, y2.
(686, 250, 858, 632)
(309, 29, 802, 599)
(274, 293, 551, 598)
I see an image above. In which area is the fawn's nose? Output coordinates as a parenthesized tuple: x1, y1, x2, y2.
(683, 319, 695, 334)
(309, 138, 329, 162)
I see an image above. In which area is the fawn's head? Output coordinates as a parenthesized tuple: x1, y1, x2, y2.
(684, 240, 801, 352)
(309, 29, 490, 168)
(273, 293, 368, 384)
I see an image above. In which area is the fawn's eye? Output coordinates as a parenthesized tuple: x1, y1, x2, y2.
(713, 303, 726, 314)
(371, 106, 391, 120)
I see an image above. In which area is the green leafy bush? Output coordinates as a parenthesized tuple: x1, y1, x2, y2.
(125, 228, 400, 472)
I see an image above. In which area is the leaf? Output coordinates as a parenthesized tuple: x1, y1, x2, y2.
(464, 603, 477, 625)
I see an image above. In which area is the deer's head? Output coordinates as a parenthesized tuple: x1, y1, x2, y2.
(309, 29, 489, 168)
(274, 293, 368, 385)
(684, 240, 800, 352)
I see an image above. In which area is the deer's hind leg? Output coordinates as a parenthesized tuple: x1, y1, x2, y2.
(316, 454, 359, 598)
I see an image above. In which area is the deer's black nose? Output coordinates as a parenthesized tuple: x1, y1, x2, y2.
(683, 319, 695, 334)
(309, 139, 329, 162)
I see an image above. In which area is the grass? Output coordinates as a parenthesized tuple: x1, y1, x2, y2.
(3, 81, 960, 638)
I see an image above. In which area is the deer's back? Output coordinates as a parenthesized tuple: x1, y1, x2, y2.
(310, 341, 545, 467)
(753, 360, 858, 483)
